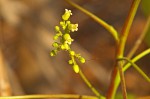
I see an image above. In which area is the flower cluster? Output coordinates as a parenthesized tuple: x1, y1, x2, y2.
(50, 9, 85, 73)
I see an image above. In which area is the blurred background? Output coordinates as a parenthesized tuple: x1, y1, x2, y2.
(0, 0, 150, 98)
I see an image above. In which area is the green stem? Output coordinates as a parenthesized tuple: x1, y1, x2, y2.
(107, 0, 141, 99)
(127, 16, 150, 59)
(107, 48, 150, 99)
(79, 70, 105, 99)
(64, 0, 119, 43)
(106, 66, 120, 99)
(124, 48, 150, 71)
(0, 94, 98, 99)
(118, 57, 150, 82)
(118, 61, 127, 99)
(117, 0, 141, 98)
(70, 53, 105, 99)
(118, 0, 141, 57)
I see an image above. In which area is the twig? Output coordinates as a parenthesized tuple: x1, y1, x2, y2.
(124, 48, 150, 71)
(127, 16, 150, 59)
(107, 48, 150, 99)
(118, 61, 127, 99)
(118, 57, 150, 82)
(79, 70, 105, 99)
(118, 0, 141, 57)
(107, 0, 141, 99)
(64, 0, 119, 43)
(0, 94, 99, 99)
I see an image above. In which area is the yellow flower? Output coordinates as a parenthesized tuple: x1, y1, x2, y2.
(62, 9, 72, 21)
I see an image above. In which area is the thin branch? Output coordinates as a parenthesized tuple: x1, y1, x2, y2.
(118, 0, 141, 57)
(79, 70, 105, 99)
(124, 48, 150, 71)
(0, 94, 99, 99)
(118, 57, 150, 82)
(127, 16, 150, 59)
(118, 62, 127, 99)
(64, 0, 119, 43)
(70, 53, 104, 98)
(107, 0, 141, 99)
(107, 48, 150, 99)
(117, 0, 141, 98)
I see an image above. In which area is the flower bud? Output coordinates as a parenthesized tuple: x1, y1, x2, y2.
(52, 42, 59, 48)
(50, 51, 55, 56)
(70, 51, 75, 56)
(79, 57, 85, 63)
(60, 21, 64, 26)
(63, 34, 71, 40)
(73, 64, 80, 73)
(55, 26, 60, 32)
(66, 21, 71, 25)
(61, 45, 65, 50)
(68, 60, 73, 64)
(64, 43, 69, 50)
(50, 50, 57, 56)
(53, 35, 58, 40)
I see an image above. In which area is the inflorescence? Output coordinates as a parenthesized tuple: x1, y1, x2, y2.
(50, 9, 85, 73)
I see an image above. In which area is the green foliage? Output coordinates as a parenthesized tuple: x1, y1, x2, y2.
(50, 9, 85, 73)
